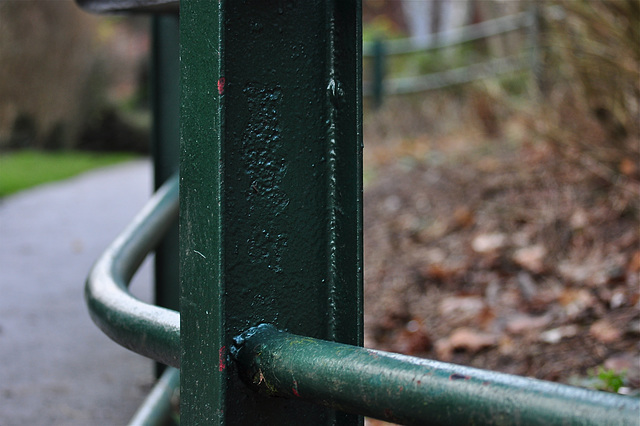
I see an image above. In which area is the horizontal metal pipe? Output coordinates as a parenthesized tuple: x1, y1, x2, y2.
(85, 174, 180, 368)
(362, 5, 565, 57)
(129, 367, 180, 426)
(363, 54, 529, 96)
(363, 11, 530, 57)
(233, 324, 640, 426)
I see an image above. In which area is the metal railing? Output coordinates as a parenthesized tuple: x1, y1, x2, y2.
(78, 1, 639, 425)
(86, 175, 640, 425)
(362, 9, 536, 57)
(85, 174, 179, 368)
(362, 6, 564, 101)
(234, 324, 639, 425)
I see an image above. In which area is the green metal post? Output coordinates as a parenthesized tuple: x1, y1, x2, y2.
(151, 13, 180, 376)
(179, 1, 363, 424)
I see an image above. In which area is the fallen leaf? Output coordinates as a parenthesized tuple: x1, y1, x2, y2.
(570, 209, 589, 230)
(590, 319, 622, 344)
(453, 206, 474, 229)
(439, 296, 485, 319)
(628, 250, 640, 273)
(604, 353, 637, 374)
(609, 289, 626, 309)
(620, 158, 637, 177)
(472, 233, 507, 254)
(418, 262, 462, 283)
(529, 286, 562, 310)
(383, 195, 402, 213)
(447, 328, 497, 351)
(506, 314, 552, 334)
(513, 244, 547, 273)
(498, 335, 516, 356)
(558, 288, 595, 319)
(424, 248, 446, 263)
(476, 156, 501, 172)
(558, 262, 592, 284)
(540, 325, 579, 344)
(477, 306, 497, 330)
(417, 220, 449, 241)
(435, 328, 498, 361)
(390, 319, 431, 355)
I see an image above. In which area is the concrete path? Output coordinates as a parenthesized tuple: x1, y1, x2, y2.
(0, 160, 158, 426)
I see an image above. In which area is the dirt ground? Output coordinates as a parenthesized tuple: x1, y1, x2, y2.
(361, 101, 640, 410)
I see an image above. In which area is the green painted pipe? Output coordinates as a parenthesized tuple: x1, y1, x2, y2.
(85, 174, 180, 368)
(233, 324, 640, 426)
(129, 367, 180, 426)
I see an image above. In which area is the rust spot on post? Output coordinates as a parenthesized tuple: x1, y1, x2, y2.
(219, 346, 226, 371)
(292, 380, 300, 397)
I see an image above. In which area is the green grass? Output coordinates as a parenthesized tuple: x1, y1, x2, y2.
(0, 150, 138, 197)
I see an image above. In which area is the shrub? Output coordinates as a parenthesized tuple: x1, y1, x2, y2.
(534, 1, 639, 185)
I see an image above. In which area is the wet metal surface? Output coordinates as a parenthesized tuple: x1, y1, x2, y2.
(179, 1, 362, 424)
(234, 324, 640, 426)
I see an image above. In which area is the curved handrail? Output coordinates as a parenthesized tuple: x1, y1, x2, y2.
(85, 173, 180, 368)
(85, 172, 640, 425)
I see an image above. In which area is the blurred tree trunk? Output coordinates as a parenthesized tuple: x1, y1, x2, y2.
(401, 0, 435, 44)
(473, 0, 524, 57)
(0, 1, 103, 150)
(402, 0, 472, 55)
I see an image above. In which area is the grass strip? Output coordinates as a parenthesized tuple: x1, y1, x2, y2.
(0, 150, 138, 197)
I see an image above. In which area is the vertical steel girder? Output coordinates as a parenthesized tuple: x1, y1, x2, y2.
(179, 1, 363, 424)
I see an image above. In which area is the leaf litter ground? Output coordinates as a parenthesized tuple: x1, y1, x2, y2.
(362, 131, 640, 404)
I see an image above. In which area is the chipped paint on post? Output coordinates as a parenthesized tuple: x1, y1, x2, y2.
(219, 346, 226, 372)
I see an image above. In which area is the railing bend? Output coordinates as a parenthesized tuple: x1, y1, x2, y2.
(84, 172, 640, 425)
(85, 173, 180, 368)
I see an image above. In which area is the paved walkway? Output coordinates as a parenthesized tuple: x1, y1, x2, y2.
(0, 160, 158, 426)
